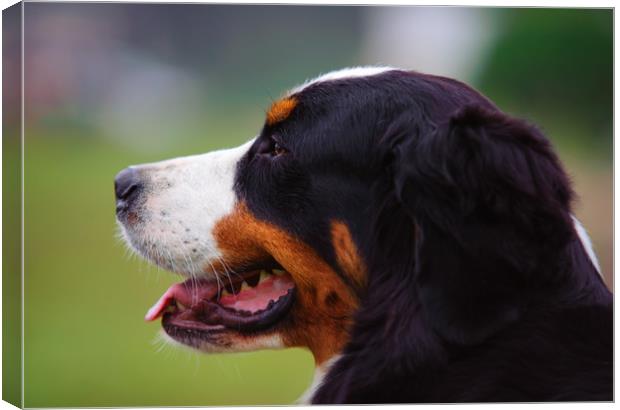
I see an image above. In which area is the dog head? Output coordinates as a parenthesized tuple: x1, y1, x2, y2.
(116, 67, 600, 367)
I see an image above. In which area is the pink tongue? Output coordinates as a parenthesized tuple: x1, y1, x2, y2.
(144, 279, 218, 321)
(218, 275, 294, 313)
(144, 274, 296, 321)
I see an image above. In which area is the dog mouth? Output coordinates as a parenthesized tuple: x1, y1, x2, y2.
(145, 266, 296, 336)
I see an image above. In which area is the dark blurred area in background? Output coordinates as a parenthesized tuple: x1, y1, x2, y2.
(18, 5, 611, 157)
(7, 4, 611, 407)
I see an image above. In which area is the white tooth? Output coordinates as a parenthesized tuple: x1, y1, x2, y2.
(273, 269, 285, 276)
(176, 302, 187, 311)
(259, 270, 270, 282)
(240, 281, 250, 291)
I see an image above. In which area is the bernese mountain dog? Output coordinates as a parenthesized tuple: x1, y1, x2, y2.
(115, 67, 612, 403)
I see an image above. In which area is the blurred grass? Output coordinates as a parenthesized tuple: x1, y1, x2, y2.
(3, 137, 22, 407)
(23, 131, 314, 407)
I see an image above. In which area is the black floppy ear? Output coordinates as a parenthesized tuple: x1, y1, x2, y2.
(389, 105, 574, 345)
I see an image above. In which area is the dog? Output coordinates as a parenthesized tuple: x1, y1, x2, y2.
(115, 67, 612, 403)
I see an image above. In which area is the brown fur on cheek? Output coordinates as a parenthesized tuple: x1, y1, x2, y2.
(212, 202, 358, 365)
(331, 220, 367, 290)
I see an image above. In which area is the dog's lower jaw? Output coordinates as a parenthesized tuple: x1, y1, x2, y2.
(297, 354, 343, 404)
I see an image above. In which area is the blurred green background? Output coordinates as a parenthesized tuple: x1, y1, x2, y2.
(3, 5, 612, 407)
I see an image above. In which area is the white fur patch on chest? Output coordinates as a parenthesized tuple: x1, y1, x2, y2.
(297, 354, 343, 404)
(571, 215, 601, 273)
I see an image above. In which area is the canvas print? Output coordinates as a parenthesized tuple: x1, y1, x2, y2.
(3, 3, 613, 407)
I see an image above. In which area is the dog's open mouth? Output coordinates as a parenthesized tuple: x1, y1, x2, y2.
(145, 267, 296, 334)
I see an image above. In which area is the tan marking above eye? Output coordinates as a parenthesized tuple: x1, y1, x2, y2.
(331, 220, 367, 290)
(266, 97, 297, 126)
(211, 202, 358, 365)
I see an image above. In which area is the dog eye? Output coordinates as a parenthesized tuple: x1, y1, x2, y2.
(272, 142, 287, 157)
(255, 135, 288, 158)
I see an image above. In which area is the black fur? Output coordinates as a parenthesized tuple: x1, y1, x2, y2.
(234, 70, 612, 403)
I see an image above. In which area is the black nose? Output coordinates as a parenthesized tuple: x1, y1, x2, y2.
(115, 167, 142, 206)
